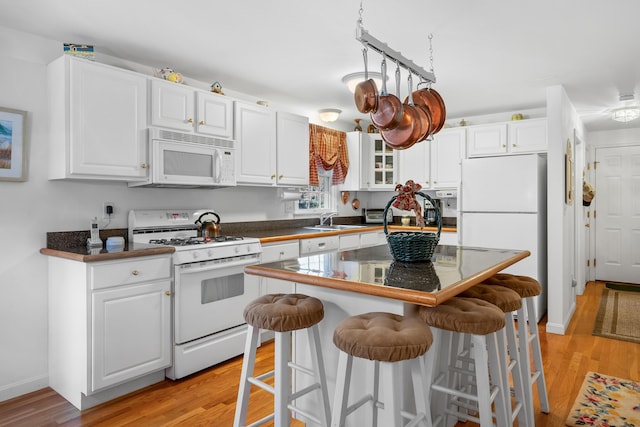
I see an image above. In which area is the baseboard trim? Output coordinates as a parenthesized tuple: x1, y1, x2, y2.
(546, 300, 577, 335)
(0, 374, 49, 403)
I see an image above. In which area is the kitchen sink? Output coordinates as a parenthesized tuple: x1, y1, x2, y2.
(303, 225, 370, 231)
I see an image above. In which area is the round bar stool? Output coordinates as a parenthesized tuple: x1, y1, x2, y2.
(459, 284, 530, 426)
(418, 297, 509, 427)
(481, 274, 550, 416)
(331, 312, 434, 427)
(234, 294, 331, 427)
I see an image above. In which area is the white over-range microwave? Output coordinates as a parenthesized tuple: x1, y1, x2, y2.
(128, 128, 236, 188)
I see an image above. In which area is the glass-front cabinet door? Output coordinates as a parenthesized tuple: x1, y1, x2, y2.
(365, 134, 397, 190)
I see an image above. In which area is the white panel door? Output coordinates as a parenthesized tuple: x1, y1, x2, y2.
(595, 146, 640, 283)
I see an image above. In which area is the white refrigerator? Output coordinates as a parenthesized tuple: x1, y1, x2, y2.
(460, 154, 547, 322)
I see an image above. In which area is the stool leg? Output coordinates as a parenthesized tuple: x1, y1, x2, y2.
(380, 361, 402, 427)
(411, 356, 433, 427)
(308, 324, 331, 427)
(472, 334, 497, 427)
(331, 351, 353, 427)
(275, 331, 291, 427)
(525, 297, 549, 413)
(372, 361, 380, 427)
(234, 325, 261, 427)
(505, 312, 531, 427)
(495, 328, 514, 425)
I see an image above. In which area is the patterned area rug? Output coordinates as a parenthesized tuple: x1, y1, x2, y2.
(566, 372, 640, 426)
(592, 288, 640, 344)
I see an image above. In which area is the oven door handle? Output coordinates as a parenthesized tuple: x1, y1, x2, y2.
(176, 255, 260, 275)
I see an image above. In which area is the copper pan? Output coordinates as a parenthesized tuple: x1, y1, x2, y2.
(381, 74, 422, 150)
(370, 57, 403, 131)
(404, 75, 432, 142)
(412, 83, 446, 135)
(354, 48, 378, 114)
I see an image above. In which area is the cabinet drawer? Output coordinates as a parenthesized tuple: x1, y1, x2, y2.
(261, 242, 299, 263)
(339, 234, 361, 250)
(359, 231, 387, 248)
(299, 236, 339, 255)
(90, 256, 171, 290)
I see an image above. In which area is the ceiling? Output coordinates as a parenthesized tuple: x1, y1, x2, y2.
(2, 0, 640, 132)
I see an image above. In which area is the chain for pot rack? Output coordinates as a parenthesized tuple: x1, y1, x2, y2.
(356, 1, 436, 85)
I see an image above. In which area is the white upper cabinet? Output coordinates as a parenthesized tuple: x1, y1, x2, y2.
(234, 101, 309, 186)
(196, 92, 234, 139)
(467, 118, 547, 157)
(47, 55, 148, 181)
(151, 79, 233, 139)
(467, 123, 508, 157)
(234, 101, 277, 185)
(397, 137, 430, 188)
(397, 128, 464, 190)
(276, 111, 309, 186)
(508, 118, 547, 154)
(364, 134, 398, 191)
(430, 128, 465, 188)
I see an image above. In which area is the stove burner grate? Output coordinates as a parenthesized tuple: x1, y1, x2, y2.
(148, 236, 245, 246)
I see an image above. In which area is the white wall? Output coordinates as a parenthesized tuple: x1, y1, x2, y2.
(545, 85, 585, 334)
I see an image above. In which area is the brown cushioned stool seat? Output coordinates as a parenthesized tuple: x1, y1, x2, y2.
(419, 296, 505, 335)
(459, 285, 529, 426)
(481, 273, 541, 298)
(333, 312, 433, 362)
(243, 293, 324, 332)
(332, 312, 434, 427)
(417, 297, 509, 427)
(480, 273, 550, 419)
(234, 294, 330, 427)
(460, 284, 522, 313)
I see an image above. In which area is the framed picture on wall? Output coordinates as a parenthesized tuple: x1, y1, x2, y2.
(0, 107, 27, 181)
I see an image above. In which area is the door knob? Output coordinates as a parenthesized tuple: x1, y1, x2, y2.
(165, 290, 172, 296)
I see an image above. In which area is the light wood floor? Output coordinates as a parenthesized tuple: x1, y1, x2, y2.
(1, 281, 638, 426)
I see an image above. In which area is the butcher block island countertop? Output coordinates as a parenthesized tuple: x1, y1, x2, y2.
(245, 244, 529, 307)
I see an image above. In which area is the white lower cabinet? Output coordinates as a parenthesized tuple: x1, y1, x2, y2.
(48, 254, 172, 410)
(259, 241, 299, 295)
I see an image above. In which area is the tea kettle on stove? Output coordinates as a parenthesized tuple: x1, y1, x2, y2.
(195, 211, 221, 239)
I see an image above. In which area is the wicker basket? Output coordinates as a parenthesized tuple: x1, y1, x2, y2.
(383, 191, 441, 262)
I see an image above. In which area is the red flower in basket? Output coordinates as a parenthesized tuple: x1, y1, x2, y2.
(392, 180, 425, 229)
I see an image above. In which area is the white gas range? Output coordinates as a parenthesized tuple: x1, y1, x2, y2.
(129, 209, 262, 380)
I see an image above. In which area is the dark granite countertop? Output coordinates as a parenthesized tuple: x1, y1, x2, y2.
(41, 218, 457, 262)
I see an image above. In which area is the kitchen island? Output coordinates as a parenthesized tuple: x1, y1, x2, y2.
(244, 244, 529, 426)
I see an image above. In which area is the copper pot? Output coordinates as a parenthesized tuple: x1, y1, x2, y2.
(370, 58, 403, 131)
(381, 74, 422, 150)
(195, 211, 221, 239)
(412, 84, 446, 135)
(354, 48, 378, 114)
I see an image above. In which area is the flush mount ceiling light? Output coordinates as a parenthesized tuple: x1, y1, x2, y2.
(342, 72, 385, 93)
(612, 94, 640, 122)
(318, 108, 341, 122)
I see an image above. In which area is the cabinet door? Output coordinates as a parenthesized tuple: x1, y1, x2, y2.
(397, 138, 430, 188)
(235, 102, 277, 185)
(276, 111, 309, 186)
(509, 118, 547, 153)
(68, 58, 148, 179)
(366, 135, 397, 190)
(260, 242, 299, 295)
(91, 280, 171, 392)
(150, 79, 195, 131)
(466, 124, 508, 157)
(196, 92, 233, 139)
(431, 128, 464, 188)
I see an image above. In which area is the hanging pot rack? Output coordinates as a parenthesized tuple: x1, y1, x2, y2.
(356, 25, 436, 85)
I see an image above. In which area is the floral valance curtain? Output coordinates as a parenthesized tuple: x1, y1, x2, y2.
(309, 124, 349, 186)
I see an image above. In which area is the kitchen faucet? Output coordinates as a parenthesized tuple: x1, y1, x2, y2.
(319, 212, 338, 226)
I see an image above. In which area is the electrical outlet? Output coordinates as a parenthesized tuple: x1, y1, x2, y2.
(103, 202, 115, 219)
(284, 201, 293, 213)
